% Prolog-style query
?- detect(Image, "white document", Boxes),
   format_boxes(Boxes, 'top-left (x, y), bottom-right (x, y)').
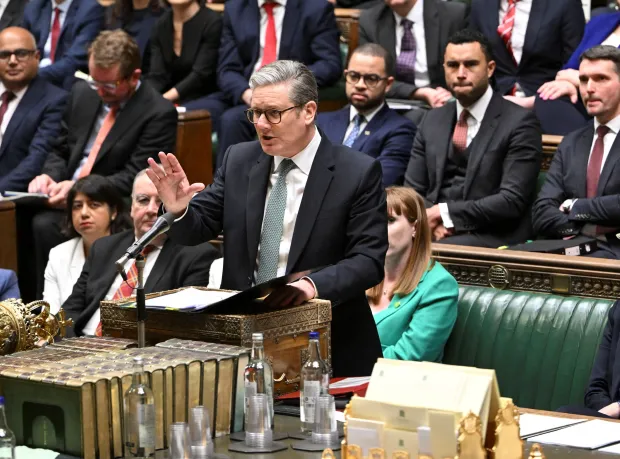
top-left (519, 413), bottom-right (586, 438)
top-left (527, 419), bottom-right (620, 449)
top-left (144, 287), bottom-right (237, 311)
top-left (600, 443), bottom-right (620, 454)
top-left (329, 377), bottom-right (371, 389)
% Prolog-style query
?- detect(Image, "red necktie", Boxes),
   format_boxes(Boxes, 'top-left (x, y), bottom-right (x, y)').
top-left (50, 7), bottom-right (61, 63)
top-left (452, 110), bottom-right (469, 153)
top-left (260, 2), bottom-right (278, 68)
top-left (0, 91), bottom-right (15, 128)
top-left (586, 125), bottom-right (610, 198)
top-left (497, 0), bottom-right (517, 61)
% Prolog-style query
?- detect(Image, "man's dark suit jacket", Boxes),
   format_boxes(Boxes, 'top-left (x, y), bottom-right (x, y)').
top-left (167, 133), bottom-right (388, 377)
top-left (317, 104), bottom-right (417, 187)
top-left (359, 0), bottom-right (468, 100)
top-left (470, 0), bottom-right (584, 96)
top-left (217, 0), bottom-right (342, 105)
top-left (22, 0), bottom-right (105, 90)
top-left (62, 230), bottom-right (220, 337)
top-left (0, 76), bottom-right (67, 193)
top-left (40, 80), bottom-right (177, 196)
top-left (404, 92), bottom-right (542, 247)
top-left (532, 123), bottom-right (620, 258)
top-left (0, 0), bottom-right (26, 30)
top-left (585, 300), bottom-right (620, 410)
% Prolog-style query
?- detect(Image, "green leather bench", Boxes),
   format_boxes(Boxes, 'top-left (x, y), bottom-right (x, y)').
top-left (444, 286), bottom-right (614, 411)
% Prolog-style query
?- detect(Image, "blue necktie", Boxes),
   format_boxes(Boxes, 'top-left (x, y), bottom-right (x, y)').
top-left (343, 114), bottom-right (364, 147)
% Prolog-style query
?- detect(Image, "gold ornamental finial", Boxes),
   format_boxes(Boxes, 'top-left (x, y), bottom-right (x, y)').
top-left (528, 444), bottom-right (546, 459)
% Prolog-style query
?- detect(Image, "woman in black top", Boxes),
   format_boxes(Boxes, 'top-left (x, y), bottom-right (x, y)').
top-left (146, 0), bottom-right (222, 104)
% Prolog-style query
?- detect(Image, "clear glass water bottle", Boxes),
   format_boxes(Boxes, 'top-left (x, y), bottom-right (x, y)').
top-left (124, 356), bottom-right (156, 457)
top-left (300, 331), bottom-right (330, 433)
top-left (243, 333), bottom-right (274, 426)
top-left (0, 397), bottom-right (15, 459)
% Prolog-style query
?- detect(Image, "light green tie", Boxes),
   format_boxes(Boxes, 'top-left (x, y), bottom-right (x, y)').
top-left (255, 159), bottom-right (296, 284)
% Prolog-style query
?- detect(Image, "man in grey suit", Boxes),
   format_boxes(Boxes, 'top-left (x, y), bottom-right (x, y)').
top-left (405, 29), bottom-right (542, 248)
top-left (359, 0), bottom-right (468, 109)
top-left (0, 0), bottom-right (26, 31)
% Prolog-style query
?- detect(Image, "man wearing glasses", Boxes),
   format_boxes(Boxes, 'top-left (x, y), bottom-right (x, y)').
top-left (317, 44), bottom-right (416, 187)
top-left (147, 60), bottom-right (387, 377)
top-left (0, 27), bottom-right (66, 195)
top-left (25, 29), bottom-right (177, 300)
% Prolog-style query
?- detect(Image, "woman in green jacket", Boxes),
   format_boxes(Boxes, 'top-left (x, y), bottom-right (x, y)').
top-left (368, 187), bottom-right (459, 362)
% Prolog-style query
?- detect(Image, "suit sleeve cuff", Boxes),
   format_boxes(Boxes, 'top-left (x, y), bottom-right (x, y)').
top-left (439, 203), bottom-right (454, 229)
top-left (301, 276), bottom-right (318, 299)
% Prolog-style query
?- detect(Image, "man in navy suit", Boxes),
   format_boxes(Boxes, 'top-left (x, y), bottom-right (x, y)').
top-left (190, 0), bottom-right (342, 168)
top-left (22, 0), bottom-right (105, 90)
top-left (0, 27), bottom-right (67, 194)
top-left (317, 44), bottom-right (416, 187)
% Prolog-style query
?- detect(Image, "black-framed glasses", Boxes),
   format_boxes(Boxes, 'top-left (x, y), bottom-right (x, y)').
top-left (245, 105), bottom-right (301, 124)
top-left (345, 71), bottom-right (388, 88)
top-left (0, 49), bottom-right (36, 62)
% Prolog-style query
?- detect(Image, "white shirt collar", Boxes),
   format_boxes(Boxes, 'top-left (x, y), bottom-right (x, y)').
top-left (349, 102), bottom-right (385, 125)
top-left (594, 113), bottom-right (620, 135)
top-left (393, 0), bottom-right (423, 27)
top-left (52, 0), bottom-right (72, 14)
top-left (257, 0), bottom-right (287, 7)
top-left (0, 83), bottom-right (29, 104)
top-left (273, 126), bottom-right (321, 176)
top-left (456, 86), bottom-right (493, 124)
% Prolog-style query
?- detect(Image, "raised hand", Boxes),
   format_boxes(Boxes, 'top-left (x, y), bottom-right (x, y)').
top-left (146, 152), bottom-right (205, 216)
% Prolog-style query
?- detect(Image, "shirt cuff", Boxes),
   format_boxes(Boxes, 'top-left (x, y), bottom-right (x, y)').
top-left (300, 276), bottom-right (318, 299)
top-left (439, 203), bottom-right (454, 229)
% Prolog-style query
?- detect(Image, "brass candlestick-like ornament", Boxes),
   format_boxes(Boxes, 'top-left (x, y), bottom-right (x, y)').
top-left (527, 444), bottom-right (546, 459)
top-left (493, 402), bottom-right (523, 459)
top-left (456, 412), bottom-right (487, 459)
top-left (0, 299), bottom-right (73, 354)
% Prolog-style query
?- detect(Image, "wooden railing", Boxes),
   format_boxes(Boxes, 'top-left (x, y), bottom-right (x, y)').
top-left (176, 110), bottom-right (213, 186)
top-left (0, 202), bottom-right (17, 272)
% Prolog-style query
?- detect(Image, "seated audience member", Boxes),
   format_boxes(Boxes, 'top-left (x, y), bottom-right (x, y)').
top-left (404, 30), bottom-right (542, 248)
top-left (0, 0), bottom-right (26, 30)
top-left (358, 0), bottom-right (467, 110)
top-left (195, 0), bottom-right (342, 167)
top-left (0, 269), bottom-right (19, 300)
top-left (0, 27), bottom-right (67, 194)
top-left (62, 170), bottom-right (219, 337)
top-left (317, 44), bottom-right (417, 187)
top-left (146, 0), bottom-right (221, 104)
top-left (369, 187), bottom-right (458, 362)
top-left (25, 29), bottom-right (177, 299)
top-left (106, 0), bottom-right (166, 74)
top-left (534, 11), bottom-right (620, 135)
top-left (43, 175), bottom-right (131, 314)
top-left (22, 0), bottom-right (105, 90)
top-left (469, 0), bottom-right (584, 102)
top-left (533, 46), bottom-right (620, 259)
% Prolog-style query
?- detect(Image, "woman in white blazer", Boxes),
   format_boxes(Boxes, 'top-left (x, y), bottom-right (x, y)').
top-left (43, 176), bottom-right (131, 313)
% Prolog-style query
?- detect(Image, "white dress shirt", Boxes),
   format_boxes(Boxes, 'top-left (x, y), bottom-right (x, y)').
top-left (342, 102), bottom-right (385, 143)
top-left (601, 33), bottom-right (620, 48)
top-left (498, 0), bottom-right (532, 66)
top-left (252, 0), bottom-right (288, 74)
top-left (393, 0), bottom-right (430, 88)
top-left (43, 237), bottom-right (85, 314)
top-left (0, 83), bottom-right (28, 144)
top-left (440, 86), bottom-right (494, 228)
top-left (254, 127), bottom-right (321, 281)
top-left (81, 240), bottom-right (163, 336)
top-left (41, 0), bottom-right (74, 68)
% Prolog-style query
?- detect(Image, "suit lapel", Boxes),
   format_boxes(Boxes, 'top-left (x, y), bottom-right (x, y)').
top-left (463, 95), bottom-right (502, 197)
top-left (352, 104), bottom-right (389, 151)
top-left (286, 136), bottom-right (334, 272)
top-left (71, 89), bottom-right (102, 168)
top-left (598, 130), bottom-right (620, 195)
top-left (246, 0), bottom-right (261, 66)
top-left (434, 103), bottom-right (456, 201)
top-left (0, 80), bottom-right (41, 159)
top-left (333, 107), bottom-right (351, 144)
top-left (70, 238), bottom-right (85, 284)
top-left (38, 1), bottom-right (52, 52)
top-left (99, 232), bottom-right (134, 296)
top-left (573, 126), bottom-right (593, 197)
top-left (423, 0), bottom-right (440, 82)
top-left (144, 240), bottom-right (174, 291)
top-left (0, 0), bottom-right (20, 30)
top-left (379, 6), bottom-right (397, 59)
top-left (279, 0), bottom-right (299, 60)
top-left (520, 0), bottom-right (544, 69)
top-left (57, 0), bottom-right (78, 47)
top-left (246, 154), bottom-right (272, 272)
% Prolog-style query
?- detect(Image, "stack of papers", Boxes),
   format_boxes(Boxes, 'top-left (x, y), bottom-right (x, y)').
top-left (143, 287), bottom-right (237, 312)
top-left (527, 419), bottom-right (620, 449)
top-left (518, 413), bottom-right (586, 438)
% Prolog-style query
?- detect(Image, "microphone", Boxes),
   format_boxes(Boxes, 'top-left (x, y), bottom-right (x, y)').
top-left (115, 212), bottom-right (177, 278)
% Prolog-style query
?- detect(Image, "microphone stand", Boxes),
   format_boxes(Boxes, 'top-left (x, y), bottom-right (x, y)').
top-left (135, 254), bottom-right (147, 348)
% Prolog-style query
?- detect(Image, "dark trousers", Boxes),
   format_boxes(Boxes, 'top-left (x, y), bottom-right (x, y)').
top-left (534, 96), bottom-right (590, 135)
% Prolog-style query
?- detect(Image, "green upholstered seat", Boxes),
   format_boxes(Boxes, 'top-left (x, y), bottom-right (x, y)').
top-left (443, 286), bottom-right (613, 411)
top-left (537, 171), bottom-right (547, 196)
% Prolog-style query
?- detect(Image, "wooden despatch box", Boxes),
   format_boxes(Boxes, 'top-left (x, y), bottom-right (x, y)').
top-left (100, 287), bottom-right (332, 395)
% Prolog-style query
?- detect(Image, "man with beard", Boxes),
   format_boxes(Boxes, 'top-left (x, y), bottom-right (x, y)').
top-left (317, 44), bottom-right (416, 187)
top-left (404, 29), bottom-right (542, 248)
top-left (533, 46), bottom-right (620, 259)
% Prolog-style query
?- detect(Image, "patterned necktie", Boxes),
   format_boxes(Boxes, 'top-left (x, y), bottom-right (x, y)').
top-left (395, 18), bottom-right (416, 84)
top-left (343, 114), bottom-right (364, 147)
top-left (260, 2), bottom-right (279, 68)
top-left (586, 125), bottom-right (610, 198)
top-left (452, 109), bottom-right (469, 153)
top-left (256, 159), bottom-right (296, 285)
top-left (497, 0), bottom-right (518, 63)
top-left (50, 7), bottom-right (61, 63)
top-left (0, 91), bottom-right (15, 128)
top-left (78, 106), bottom-right (118, 178)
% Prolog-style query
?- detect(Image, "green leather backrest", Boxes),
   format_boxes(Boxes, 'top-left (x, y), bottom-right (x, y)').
top-left (443, 286), bottom-right (614, 411)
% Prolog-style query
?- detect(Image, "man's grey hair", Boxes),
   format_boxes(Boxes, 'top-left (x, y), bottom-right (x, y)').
top-left (131, 169), bottom-right (149, 197)
top-left (249, 60), bottom-right (318, 106)
top-left (580, 45), bottom-right (620, 76)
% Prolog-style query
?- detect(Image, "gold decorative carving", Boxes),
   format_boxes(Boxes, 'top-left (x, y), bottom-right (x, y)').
top-left (445, 265), bottom-right (489, 287)
top-left (527, 444), bottom-right (546, 459)
top-left (346, 445), bottom-right (363, 459)
top-left (369, 448), bottom-right (386, 458)
top-left (456, 412), bottom-right (486, 459)
top-left (322, 448), bottom-right (336, 459)
top-left (493, 402), bottom-right (523, 459)
top-left (391, 452), bottom-right (410, 459)
top-left (488, 265), bottom-right (510, 290)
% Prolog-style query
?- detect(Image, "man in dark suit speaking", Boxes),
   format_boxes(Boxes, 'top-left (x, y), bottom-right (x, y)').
top-left (147, 60), bottom-right (387, 377)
